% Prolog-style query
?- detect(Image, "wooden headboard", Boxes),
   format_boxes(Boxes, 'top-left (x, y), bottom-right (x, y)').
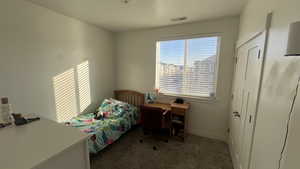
top-left (114, 90), bottom-right (145, 108)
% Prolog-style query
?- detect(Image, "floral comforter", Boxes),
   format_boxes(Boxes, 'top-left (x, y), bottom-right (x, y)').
top-left (68, 99), bottom-right (139, 153)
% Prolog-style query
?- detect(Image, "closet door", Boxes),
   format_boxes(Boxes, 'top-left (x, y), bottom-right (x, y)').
top-left (240, 35), bottom-right (264, 169)
top-left (230, 32), bottom-right (266, 169)
top-left (230, 43), bottom-right (248, 166)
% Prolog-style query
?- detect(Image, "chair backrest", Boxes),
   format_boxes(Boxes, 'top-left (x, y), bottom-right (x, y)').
top-left (140, 105), bottom-right (164, 130)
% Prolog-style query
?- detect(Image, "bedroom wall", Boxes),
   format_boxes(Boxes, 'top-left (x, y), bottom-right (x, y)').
top-left (0, 0), bottom-right (115, 121)
top-left (237, 0), bottom-right (300, 169)
top-left (115, 17), bottom-right (239, 141)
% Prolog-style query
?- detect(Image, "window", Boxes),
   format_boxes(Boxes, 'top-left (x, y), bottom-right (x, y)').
top-left (156, 36), bottom-right (220, 98)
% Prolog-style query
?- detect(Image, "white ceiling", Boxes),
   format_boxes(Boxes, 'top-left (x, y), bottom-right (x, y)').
top-left (27, 0), bottom-right (247, 32)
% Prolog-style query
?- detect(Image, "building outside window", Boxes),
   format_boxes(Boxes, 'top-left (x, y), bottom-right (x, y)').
top-left (155, 36), bottom-right (221, 98)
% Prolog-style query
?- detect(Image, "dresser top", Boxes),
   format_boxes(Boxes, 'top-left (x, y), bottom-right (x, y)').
top-left (0, 118), bottom-right (88, 169)
top-left (143, 102), bottom-right (190, 111)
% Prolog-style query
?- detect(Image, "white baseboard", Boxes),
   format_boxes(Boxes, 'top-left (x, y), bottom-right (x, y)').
top-left (188, 129), bottom-right (228, 142)
top-left (229, 136), bottom-right (239, 169)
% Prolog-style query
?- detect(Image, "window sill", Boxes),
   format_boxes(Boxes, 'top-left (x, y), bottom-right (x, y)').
top-left (158, 93), bottom-right (217, 103)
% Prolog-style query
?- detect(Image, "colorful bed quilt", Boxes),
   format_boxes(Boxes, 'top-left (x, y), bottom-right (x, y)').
top-left (67, 98), bottom-right (139, 153)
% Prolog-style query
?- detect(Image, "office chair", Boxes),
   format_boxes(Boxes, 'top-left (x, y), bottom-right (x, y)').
top-left (139, 105), bottom-right (171, 150)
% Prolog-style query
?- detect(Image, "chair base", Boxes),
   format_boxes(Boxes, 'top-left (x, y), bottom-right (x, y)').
top-left (139, 128), bottom-right (170, 150)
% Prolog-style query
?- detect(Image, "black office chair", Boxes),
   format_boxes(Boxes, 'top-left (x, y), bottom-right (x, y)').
top-left (139, 105), bottom-right (171, 150)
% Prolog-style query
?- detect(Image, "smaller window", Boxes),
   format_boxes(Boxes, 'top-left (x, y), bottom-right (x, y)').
top-left (155, 36), bottom-right (220, 98)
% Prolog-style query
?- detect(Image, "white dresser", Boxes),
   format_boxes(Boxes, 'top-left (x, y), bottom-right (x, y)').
top-left (0, 119), bottom-right (90, 169)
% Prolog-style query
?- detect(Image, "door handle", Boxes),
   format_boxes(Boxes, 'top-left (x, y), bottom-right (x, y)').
top-left (234, 114), bottom-right (241, 118)
top-left (233, 112), bottom-right (241, 118)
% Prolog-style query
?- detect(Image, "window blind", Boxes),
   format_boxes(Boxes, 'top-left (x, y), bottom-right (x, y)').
top-left (156, 36), bottom-right (220, 98)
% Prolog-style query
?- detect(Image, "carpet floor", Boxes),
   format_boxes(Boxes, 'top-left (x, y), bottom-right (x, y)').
top-left (91, 127), bottom-right (233, 169)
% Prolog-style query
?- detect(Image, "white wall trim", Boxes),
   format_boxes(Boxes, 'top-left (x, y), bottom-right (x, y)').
top-left (189, 129), bottom-right (228, 142)
top-left (229, 136), bottom-right (239, 169)
top-left (246, 12), bottom-right (273, 169)
top-left (236, 30), bottom-right (264, 48)
top-left (236, 12), bottom-right (273, 49)
top-left (156, 32), bottom-right (223, 41)
top-left (229, 12), bottom-right (273, 169)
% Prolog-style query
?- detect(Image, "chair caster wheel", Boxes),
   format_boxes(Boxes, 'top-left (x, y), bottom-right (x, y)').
top-left (139, 139), bottom-right (143, 143)
top-left (153, 146), bottom-right (157, 150)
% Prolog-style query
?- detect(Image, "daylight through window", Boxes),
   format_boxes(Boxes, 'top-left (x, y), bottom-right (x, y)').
top-left (156, 36), bottom-right (220, 98)
top-left (53, 61), bottom-right (91, 122)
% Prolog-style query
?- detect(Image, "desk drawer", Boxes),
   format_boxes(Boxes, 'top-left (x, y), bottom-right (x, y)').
top-left (172, 108), bottom-right (185, 116)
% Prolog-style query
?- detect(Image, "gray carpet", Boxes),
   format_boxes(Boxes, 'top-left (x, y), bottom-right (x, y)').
top-left (91, 127), bottom-right (233, 169)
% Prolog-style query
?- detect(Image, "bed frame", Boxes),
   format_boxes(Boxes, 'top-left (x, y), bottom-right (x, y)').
top-left (114, 90), bottom-right (145, 108)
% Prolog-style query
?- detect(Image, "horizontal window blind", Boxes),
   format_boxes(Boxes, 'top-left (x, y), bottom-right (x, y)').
top-left (156, 36), bottom-right (220, 98)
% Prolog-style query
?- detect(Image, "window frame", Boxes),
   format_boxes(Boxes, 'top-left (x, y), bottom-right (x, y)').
top-left (155, 33), bottom-right (222, 100)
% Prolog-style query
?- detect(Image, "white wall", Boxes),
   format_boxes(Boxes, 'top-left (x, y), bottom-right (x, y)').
top-left (238, 0), bottom-right (300, 169)
top-left (115, 17), bottom-right (239, 141)
top-left (0, 0), bottom-right (115, 121)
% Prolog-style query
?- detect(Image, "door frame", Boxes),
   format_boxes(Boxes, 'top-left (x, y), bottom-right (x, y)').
top-left (229, 12), bottom-right (273, 169)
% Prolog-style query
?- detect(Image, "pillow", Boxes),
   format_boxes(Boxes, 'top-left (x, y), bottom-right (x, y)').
top-left (110, 98), bottom-right (132, 117)
top-left (97, 98), bottom-right (131, 118)
top-left (99, 99), bottom-right (114, 112)
top-left (95, 99), bottom-right (112, 118)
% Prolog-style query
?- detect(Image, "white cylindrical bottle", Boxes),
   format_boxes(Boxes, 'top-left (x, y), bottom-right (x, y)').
top-left (1, 97), bottom-right (13, 123)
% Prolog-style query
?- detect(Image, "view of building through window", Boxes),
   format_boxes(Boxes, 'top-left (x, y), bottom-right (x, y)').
top-left (156, 36), bottom-right (220, 97)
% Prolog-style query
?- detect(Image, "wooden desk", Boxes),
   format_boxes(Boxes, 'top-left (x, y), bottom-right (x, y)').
top-left (143, 102), bottom-right (189, 111)
top-left (142, 102), bottom-right (190, 141)
top-left (143, 102), bottom-right (171, 111)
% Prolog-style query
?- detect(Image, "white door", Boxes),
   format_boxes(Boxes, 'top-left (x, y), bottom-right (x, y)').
top-left (230, 33), bottom-right (266, 169)
top-left (230, 43), bottom-right (248, 165)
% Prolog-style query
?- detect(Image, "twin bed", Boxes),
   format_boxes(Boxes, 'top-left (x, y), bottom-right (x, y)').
top-left (67, 90), bottom-right (144, 153)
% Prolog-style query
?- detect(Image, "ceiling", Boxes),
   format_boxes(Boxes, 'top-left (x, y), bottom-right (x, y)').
top-left (27, 0), bottom-right (247, 32)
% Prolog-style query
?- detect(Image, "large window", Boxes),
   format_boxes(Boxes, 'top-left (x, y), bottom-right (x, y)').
top-left (156, 36), bottom-right (220, 98)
